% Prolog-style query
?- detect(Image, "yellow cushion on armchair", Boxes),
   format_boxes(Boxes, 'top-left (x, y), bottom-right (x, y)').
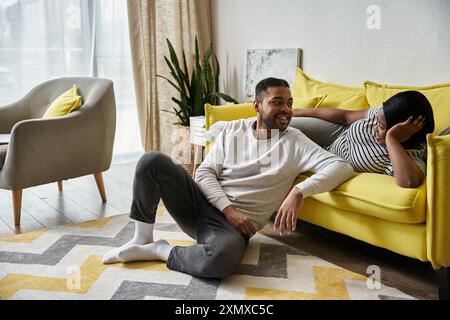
top-left (43, 84), bottom-right (83, 118)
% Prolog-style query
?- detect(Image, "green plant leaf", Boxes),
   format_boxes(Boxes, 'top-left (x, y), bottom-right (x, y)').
top-left (163, 56), bottom-right (181, 85)
top-left (158, 36), bottom-right (238, 125)
top-left (167, 39), bottom-right (183, 78)
top-left (162, 43), bottom-right (193, 120)
top-left (160, 108), bottom-right (176, 115)
top-left (156, 74), bottom-right (182, 93)
top-left (171, 100), bottom-right (189, 126)
top-left (191, 67), bottom-right (204, 116)
top-left (214, 54), bottom-right (220, 97)
top-left (203, 43), bottom-right (213, 97)
top-left (194, 76), bottom-right (204, 116)
top-left (171, 97), bottom-right (189, 118)
top-left (162, 55), bottom-right (189, 108)
top-left (181, 50), bottom-right (190, 88)
top-left (208, 92), bottom-right (239, 104)
top-left (166, 39), bottom-right (189, 98)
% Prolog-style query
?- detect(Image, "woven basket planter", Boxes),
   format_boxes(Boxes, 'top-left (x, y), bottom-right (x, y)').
top-left (171, 124), bottom-right (195, 176)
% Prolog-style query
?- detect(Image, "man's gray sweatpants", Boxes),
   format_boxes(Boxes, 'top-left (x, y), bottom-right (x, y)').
top-left (129, 151), bottom-right (249, 279)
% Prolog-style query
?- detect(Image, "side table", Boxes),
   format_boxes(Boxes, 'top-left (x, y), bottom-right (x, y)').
top-left (189, 116), bottom-right (206, 179)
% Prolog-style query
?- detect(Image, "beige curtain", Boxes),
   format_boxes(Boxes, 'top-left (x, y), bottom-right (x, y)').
top-left (127, 0), bottom-right (212, 154)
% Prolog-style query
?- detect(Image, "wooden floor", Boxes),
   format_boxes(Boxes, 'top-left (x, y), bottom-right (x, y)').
top-left (0, 161), bottom-right (136, 236)
top-left (0, 160), bottom-right (438, 300)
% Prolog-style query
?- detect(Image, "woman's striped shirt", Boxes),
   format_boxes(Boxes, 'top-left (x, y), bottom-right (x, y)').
top-left (327, 107), bottom-right (427, 176)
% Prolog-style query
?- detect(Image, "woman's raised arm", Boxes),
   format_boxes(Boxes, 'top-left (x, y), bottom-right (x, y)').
top-left (292, 108), bottom-right (367, 125)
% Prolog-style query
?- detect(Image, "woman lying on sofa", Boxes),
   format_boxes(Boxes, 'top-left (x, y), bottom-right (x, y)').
top-left (291, 91), bottom-right (435, 188)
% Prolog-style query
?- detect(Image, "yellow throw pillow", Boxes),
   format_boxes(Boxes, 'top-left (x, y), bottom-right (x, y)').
top-left (291, 68), bottom-right (369, 110)
top-left (204, 103), bottom-right (255, 131)
top-left (292, 95), bottom-right (327, 109)
top-left (365, 81), bottom-right (450, 134)
top-left (43, 84), bottom-right (83, 118)
top-left (204, 103), bottom-right (255, 153)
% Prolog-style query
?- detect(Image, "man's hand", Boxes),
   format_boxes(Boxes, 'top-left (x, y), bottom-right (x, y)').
top-left (222, 205), bottom-right (257, 237)
top-left (274, 187), bottom-right (304, 236)
top-left (386, 115), bottom-right (425, 143)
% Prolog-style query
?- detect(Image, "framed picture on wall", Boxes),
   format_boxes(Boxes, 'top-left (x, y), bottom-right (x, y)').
top-left (245, 48), bottom-right (302, 101)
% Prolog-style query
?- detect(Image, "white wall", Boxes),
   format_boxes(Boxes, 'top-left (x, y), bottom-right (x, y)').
top-left (211, 0), bottom-right (450, 102)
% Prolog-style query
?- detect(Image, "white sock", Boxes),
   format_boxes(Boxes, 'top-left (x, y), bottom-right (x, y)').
top-left (117, 240), bottom-right (173, 263)
top-left (130, 221), bottom-right (154, 245)
top-left (102, 221), bottom-right (154, 264)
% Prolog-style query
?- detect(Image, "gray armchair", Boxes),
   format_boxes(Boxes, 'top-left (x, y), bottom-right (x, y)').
top-left (0, 77), bottom-right (116, 225)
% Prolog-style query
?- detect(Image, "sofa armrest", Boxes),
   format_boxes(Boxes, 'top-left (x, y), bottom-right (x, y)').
top-left (0, 108), bottom-right (110, 190)
top-left (426, 133), bottom-right (450, 269)
top-left (0, 98), bottom-right (31, 133)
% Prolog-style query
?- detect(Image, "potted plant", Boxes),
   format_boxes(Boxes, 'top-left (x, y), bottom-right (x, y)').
top-left (158, 37), bottom-right (238, 174)
top-left (158, 37), bottom-right (238, 127)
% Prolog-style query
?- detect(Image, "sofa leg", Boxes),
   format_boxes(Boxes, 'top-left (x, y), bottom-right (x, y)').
top-left (93, 172), bottom-right (107, 202)
top-left (12, 189), bottom-right (22, 226)
top-left (57, 180), bottom-right (63, 191)
top-left (439, 267), bottom-right (450, 300)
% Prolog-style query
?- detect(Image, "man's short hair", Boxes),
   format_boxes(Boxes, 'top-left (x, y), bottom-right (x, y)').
top-left (255, 77), bottom-right (290, 101)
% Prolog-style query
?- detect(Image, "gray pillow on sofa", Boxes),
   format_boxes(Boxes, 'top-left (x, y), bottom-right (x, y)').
top-left (438, 124), bottom-right (450, 136)
top-left (289, 117), bottom-right (346, 148)
top-left (205, 116), bottom-right (347, 149)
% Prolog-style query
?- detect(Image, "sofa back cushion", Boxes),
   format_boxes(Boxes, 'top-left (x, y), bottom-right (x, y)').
top-left (204, 103), bottom-right (255, 131)
top-left (365, 81), bottom-right (450, 134)
top-left (291, 68), bottom-right (370, 111)
top-left (204, 95), bottom-right (326, 130)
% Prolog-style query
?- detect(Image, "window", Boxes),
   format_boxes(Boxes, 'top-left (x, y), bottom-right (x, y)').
top-left (0, 0), bottom-right (142, 162)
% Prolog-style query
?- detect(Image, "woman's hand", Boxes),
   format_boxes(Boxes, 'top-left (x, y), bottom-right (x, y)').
top-left (386, 116), bottom-right (425, 143)
top-left (385, 119), bottom-right (426, 188)
top-left (274, 187), bottom-right (304, 236)
top-left (222, 205), bottom-right (257, 237)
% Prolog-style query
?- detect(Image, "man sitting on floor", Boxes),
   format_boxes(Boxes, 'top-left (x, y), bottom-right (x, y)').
top-left (102, 77), bottom-right (355, 278)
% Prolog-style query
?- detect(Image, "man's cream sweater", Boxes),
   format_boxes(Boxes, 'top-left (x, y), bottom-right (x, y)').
top-left (195, 118), bottom-right (355, 230)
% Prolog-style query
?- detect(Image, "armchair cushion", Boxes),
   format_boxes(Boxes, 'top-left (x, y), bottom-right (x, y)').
top-left (42, 84), bottom-right (83, 118)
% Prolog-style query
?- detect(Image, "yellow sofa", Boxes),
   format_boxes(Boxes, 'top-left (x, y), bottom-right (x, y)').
top-left (204, 68), bottom-right (450, 299)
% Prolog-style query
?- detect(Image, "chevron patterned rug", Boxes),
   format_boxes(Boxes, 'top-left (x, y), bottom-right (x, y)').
top-left (0, 205), bottom-right (415, 300)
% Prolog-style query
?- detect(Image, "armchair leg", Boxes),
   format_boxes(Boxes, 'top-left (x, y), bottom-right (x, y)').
top-left (57, 180), bottom-right (63, 191)
top-left (439, 267), bottom-right (450, 300)
top-left (12, 189), bottom-right (22, 226)
top-left (93, 172), bottom-right (107, 202)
